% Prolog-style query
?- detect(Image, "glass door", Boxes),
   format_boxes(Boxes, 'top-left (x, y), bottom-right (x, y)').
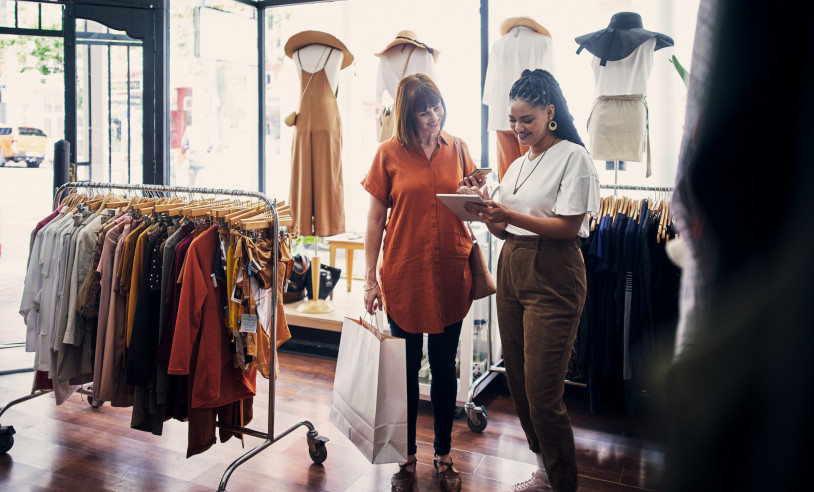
top-left (74, 19), bottom-right (143, 183)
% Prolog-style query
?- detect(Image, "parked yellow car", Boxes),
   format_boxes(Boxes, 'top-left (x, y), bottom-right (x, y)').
top-left (0, 125), bottom-right (48, 168)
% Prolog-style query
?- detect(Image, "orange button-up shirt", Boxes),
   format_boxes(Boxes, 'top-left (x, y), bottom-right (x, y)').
top-left (362, 130), bottom-right (476, 334)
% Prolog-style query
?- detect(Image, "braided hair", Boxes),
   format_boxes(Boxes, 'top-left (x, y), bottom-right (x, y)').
top-left (508, 69), bottom-right (585, 147)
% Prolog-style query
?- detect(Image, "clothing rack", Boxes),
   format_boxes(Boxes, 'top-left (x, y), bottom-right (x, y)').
top-left (0, 181), bottom-right (329, 491)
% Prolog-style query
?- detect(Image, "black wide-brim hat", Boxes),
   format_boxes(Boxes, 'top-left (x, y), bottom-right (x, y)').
top-left (575, 12), bottom-right (674, 66)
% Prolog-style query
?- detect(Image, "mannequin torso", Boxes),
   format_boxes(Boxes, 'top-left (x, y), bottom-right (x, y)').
top-left (376, 45), bottom-right (435, 103)
top-left (294, 43), bottom-right (343, 93)
top-left (482, 26), bottom-right (554, 132)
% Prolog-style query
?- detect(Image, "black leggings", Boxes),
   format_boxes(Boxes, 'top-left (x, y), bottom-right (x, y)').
top-left (387, 315), bottom-right (463, 456)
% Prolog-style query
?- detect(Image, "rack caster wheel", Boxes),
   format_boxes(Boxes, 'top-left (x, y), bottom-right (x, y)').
top-left (87, 396), bottom-right (103, 409)
top-left (0, 425), bottom-right (15, 454)
top-left (306, 430), bottom-right (329, 465)
top-left (309, 441), bottom-right (328, 464)
top-left (467, 409), bottom-right (488, 433)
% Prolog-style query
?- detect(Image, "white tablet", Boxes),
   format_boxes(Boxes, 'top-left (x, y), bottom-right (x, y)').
top-left (436, 194), bottom-right (487, 222)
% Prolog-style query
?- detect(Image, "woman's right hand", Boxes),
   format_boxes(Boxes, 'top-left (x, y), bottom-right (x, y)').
top-left (364, 283), bottom-right (382, 314)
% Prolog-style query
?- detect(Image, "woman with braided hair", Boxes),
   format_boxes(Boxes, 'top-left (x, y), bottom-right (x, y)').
top-left (463, 69), bottom-right (599, 492)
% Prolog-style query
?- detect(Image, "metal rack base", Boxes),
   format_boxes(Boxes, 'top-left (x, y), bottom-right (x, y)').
top-left (0, 182), bottom-right (329, 491)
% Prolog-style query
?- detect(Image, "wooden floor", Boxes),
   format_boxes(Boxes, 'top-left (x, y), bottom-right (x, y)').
top-left (0, 351), bottom-right (665, 491)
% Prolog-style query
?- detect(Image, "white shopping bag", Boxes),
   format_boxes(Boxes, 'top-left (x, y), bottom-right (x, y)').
top-left (330, 314), bottom-right (408, 464)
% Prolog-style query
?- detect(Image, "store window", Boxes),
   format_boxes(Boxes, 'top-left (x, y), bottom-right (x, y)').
top-left (169, 0), bottom-right (259, 191)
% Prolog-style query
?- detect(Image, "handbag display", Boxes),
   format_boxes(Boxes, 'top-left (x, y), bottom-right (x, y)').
top-left (330, 315), bottom-right (408, 464)
top-left (455, 137), bottom-right (497, 299)
top-left (375, 46), bottom-right (416, 143)
top-left (283, 254), bottom-right (310, 303)
top-left (304, 263), bottom-right (341, 300)
top-left (375, 105), bottom-right (395, 143)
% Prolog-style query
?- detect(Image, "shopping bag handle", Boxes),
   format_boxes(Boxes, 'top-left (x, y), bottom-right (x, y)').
top-left (361, 310), bottom-right (384, 333)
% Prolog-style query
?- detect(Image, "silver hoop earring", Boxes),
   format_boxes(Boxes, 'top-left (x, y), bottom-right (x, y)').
top-left (548, 120), bottom-right (557, 131)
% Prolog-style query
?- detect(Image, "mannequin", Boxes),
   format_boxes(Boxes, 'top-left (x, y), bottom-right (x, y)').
top-left (374, 30), bottom-right (437, 104)
top-left (482, 17), bottom-right (554, 181)
top-left (373, 30), bottom-right (437, 142)
top-left (284, 30), bottom-right (354, 313)
top-left (576, 12), bottom-right (673, 178)
top-left (293, 43), bottom-right (343, 95)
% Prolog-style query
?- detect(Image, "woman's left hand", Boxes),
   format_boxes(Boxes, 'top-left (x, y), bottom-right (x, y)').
top-left (459, 174), bottom-right (486, 190)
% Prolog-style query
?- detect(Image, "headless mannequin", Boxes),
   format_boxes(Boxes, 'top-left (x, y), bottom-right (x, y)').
top-left (293, 43), bottom-right (343, 94)
top-left (586, 38), bottom-right (656, 176)
top-left (291, 43), bottom-right (346, 312)
top-left (376, 45), bottom-right (434, 104)
top-left (484, 24), bottom-right (553, 181)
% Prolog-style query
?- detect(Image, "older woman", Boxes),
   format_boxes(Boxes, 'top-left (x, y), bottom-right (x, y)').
top-left (362, 73), bottom-right (483, 492)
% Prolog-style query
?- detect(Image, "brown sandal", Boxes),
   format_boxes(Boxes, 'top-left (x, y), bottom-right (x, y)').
top-left (391, 457), bottom-right (417, 492)
top-left (434, 455), bottom-right (462, 492)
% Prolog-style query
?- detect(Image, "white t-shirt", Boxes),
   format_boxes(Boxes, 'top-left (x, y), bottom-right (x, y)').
top-left (483, 26), bottom-right (554, 132)
top-left (499, 139), bottom-right (600, 238)
top-left (592, 37), bottom-right (656, 97)
top-left (375, 46), bottom-right (435, 104)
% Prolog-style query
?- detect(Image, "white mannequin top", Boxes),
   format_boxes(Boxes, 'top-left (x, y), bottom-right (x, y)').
top-left (293, 43), bottom-right (343, 94)
top-left (375, 45), bottom-right (435, 104)
top-left (591, 37), bottom-right (656, 97)
top-left (483, 26), bottom-right (555, 132)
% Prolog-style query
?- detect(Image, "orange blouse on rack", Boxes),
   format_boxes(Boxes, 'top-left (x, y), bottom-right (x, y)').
top-left (362, 130), bottom-right (475, 334)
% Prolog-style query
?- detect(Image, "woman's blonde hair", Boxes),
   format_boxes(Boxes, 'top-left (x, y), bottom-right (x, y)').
top-left (394, 73), bottom-right (447, 150)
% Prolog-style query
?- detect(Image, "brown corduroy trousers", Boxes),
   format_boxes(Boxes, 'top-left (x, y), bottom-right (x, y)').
top-left (496, 234), bottom-right (587, 492)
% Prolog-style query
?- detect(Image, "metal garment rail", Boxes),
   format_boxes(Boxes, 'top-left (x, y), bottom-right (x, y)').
top-left (600, 184), bottom-right (675, 196)
top-left (0, 182), bottom-right (328, 491)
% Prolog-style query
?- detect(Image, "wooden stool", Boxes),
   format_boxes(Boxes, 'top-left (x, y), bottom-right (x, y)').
top-left (327, 233), bottom-right (365, 298)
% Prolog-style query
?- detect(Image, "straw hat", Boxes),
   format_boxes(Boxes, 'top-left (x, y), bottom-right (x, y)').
top-left (284, 30), bottom-right (354, 69)
top-left (499, 17), bottom-right (551, 37)
top-left (374, 30), bottom-right (440, 62)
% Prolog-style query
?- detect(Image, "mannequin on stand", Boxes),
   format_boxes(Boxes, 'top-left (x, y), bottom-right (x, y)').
top-left (284, 31), bottom-right (354, 313)
top-left (576, 12), bottom-right (673, 182)
top-left (483, 17), bottom-right (554, 181)
top-left (373, 30), bottom-right (438, 142)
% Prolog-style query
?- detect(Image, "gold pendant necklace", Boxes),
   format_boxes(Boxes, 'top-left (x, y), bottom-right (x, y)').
top-left (513, 149), bottom-right (548, 195)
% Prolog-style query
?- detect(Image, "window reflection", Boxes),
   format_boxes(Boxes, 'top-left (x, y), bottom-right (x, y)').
top-left (169, 1), bottom-right (258, 191)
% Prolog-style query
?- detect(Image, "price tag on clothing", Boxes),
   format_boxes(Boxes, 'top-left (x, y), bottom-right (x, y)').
top-left (240, 314), bottom-right (258, 333)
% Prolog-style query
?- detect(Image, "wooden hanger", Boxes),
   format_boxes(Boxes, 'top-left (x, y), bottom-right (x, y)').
top-left (227, 208), bottom-right (265, 225)
top-left (154, 199), bottom-right (187, 213)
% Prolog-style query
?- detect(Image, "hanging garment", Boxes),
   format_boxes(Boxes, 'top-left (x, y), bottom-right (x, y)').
top-left (289, 49), bottom-right (346, 237)
top-left (98, 216), bottom-right (137, 406)
top-left (92, 223), bottom-right (123, 403)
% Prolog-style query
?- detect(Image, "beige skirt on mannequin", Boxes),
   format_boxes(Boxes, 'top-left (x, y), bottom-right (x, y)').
top-left (587, 95), bottom-right (650, 176)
